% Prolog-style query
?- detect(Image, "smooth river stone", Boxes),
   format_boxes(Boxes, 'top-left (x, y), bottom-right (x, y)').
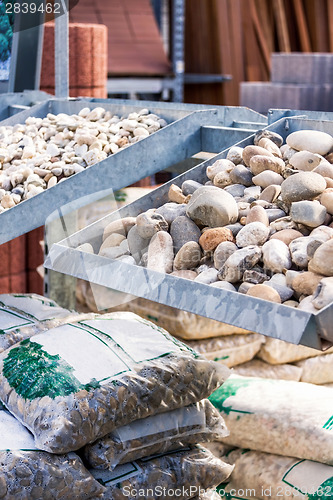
top-left (252, 171), bottom-right (284, 188)
top-left (147, 231), bottom-right (174, 274)
top-left (258, 137), bottom-right (282, 157)
top-left (292, 271), bottom-right (324, 296)
top-left (199, 227), bottom-right (234, 252)
top-left (262, 239), bottom-right (292, 273)
top-left (286, 130), bottom-right (333, 156)
top-left (270, 228), bottom-right (303, 246)
top-left (265, 281), bottom-right (294, 302)
top-left (155, 202), bottom-right (187, 224)
top-left (127, 225), bottom-right (149, 263)
top-left (186, 186), bottom-right (238, 228)
top-left (173, 241), bottom-right (201, 270)
top-left (224, 183), bottom-right (245, 198)
top-left (218, 245), bottom-right (262, 283)
top-left (236, 222), bottom-right (270, 247)
top-left (290, 200), bottom-right (327, 228)
top-left (242, 145), bottom-right (274, 167)
top-left (320, 188), bottom-right (333, 215)
top-left (309, 239), bottom-right (333, 276)
top-left (247, 284), bottom-right (281, 303)
top-left (310, 225), bottom-right (333, 241)
top-left (194, 268), bottom-right (219, 284)
top-left (181, 180), bottom-right (203, 195)
top-left (170, 215), bottom-right (201, 253)
top-left (289, 150), bottom-right (322, 171)
top-left (280, 171), bottom-right (327, 203)
top-left (259, 185), bottom-right (281, 203)
top-left (249, 155), bottom-right (285, 176)
top-left (103, 217), bottom-right (136, 240)
top-left (243, 185), bottom-right (261, 200)
top-left (213, 241), bottom-right (238, 269)
top-left (99, 233), bottom-right (125, 252)
top-left (254, 129), bottom-right (283, 148)
top-left (230, 164), bottom-right (253, 186)
top-left (246, 205), bottom-right (269, 226)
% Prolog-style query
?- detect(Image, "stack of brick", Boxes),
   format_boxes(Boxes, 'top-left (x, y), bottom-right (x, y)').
top-left (240, 53), bottom-right (333, 114)
top-left (40, 22), bottom-right (108, 98)
top-left (0, 236), bottom-right (27, 293)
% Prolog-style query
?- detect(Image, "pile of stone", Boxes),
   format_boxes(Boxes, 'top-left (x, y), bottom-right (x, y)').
top-left (0, 107), bottom-right (166, 211)
top-left (0, 293), bottom-right (233, 499)
top-left (94, 127), bottom-right (333, 314)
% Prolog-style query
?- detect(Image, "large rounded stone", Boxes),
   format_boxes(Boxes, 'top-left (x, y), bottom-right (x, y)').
top-left (286, 130), bottom-right (333, 155)
top-left (136, 209), bottom-right (168, 239)
top-left (289, 236), bottom-right (313, 269)
top-left (206, 159), bottom-right (234, 181)
top-left (170, 215), bottom-right (201, 253)
top-left (290, 200), bottom-right (327, 228)
top-left (249, 155), bottom-right (285, 175)
top-left (280, 171), bottom-right (327, 203)
top-left (127, 225), bottom-right (149, 263)
top-left (181, 180), bottom-right (203, 195)
top-left (186, 186), bottom-right (238, 228)
top-left (147, 231), bottom-right (174, 274)
top-left (103, 216), bottom-right (136, 240)
top-left (173, 241), bottom-right (201, 270)
top-left (309, 239), bottom-right (333, 276)
top-left (313, 162), bottom-right (333, 179)
top-left (236, 222), bottom-right (270, 247)
top-left (262, 239), bottom-right (292, 273)
top-left (199, 227), bottom-right (235, 251)
top-left (219, 245), bottom-right (262, 283)
top-left (292, 271), bottom-right (324, 296)
top-left (194, 268), bottom-right (219, 284)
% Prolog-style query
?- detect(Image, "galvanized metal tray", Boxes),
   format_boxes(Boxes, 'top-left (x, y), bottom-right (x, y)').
top-left (45, 116), bottom-right (333, 349)
top-left (0, 98), bottom-right (266, 244)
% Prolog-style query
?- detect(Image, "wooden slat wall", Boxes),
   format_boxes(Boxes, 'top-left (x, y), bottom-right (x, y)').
top-left (184, 0), bottom-right (333, 105)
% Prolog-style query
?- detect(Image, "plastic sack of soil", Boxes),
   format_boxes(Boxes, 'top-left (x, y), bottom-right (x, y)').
top-left (209, 375), bottom-right (333, 465)
top-left (84, 399), bottom-right (228, 469)
top-left (184, 334), bottom-right (265, 368)
top-left (90, 446), bottom-right (234, 500)
top-left (234, 359), bottom-right (302, 381)
top-left (221, 449), bottom-right (333, 500)
top-left (0, 293), bottom-right (84, 353)
top-left (117, 297), bottom-right (251, 340)
top-left (0, 406), bottom-right (104, 500)
top-left (0, 311), bottom-right (229, 454)
top-left (257, 337), bottom-right (333, 364)
top-left (296, 353), bottom-right (333, 385)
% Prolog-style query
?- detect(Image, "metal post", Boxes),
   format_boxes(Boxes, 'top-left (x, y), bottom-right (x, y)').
top-left (171, 0), bottom-right (185, 102)
top-left (55, 0), bottom-right (69, 98)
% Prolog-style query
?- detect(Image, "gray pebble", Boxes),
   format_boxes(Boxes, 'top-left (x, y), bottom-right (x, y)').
top-left (266, 209), bottom-right (287, 222)
top-left (155, 202), bottom-right (187, 224)
top-left (170, 215), bottom-right (201, 253)
top-left (186, 186), bottom-right (238, 227)
top-left (265, 281), bottom-right (294, 302)
top-left (280, 171), bottom-right (327, 203)
top-left (214, 241), bottom-right (238, 270)
top-left (194, 268), bottom-right (219, 284)
top-left (127, 225), bottom-right (149, 263)
top-left (224, 183), bottom-right (246, 198)
top-left (181, 180), bottom-right (203, 196)
top-left (230, 164), bottom-right (253, 187)
top-left (290, 200), bottom-right (327, 228)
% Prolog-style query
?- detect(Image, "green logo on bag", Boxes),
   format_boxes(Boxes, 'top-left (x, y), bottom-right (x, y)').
top-left (209, 378), bottom-right (252, 414)
top-left (3, 339), bottom-right (100, 399)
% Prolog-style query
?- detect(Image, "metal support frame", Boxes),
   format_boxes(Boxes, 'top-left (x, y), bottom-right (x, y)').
top-left (170, 0), bottom-right (185, 102)
top-left (8, 9), bottom-right (45, 93)
top-left (55, 0), bottom-right (69, 98)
